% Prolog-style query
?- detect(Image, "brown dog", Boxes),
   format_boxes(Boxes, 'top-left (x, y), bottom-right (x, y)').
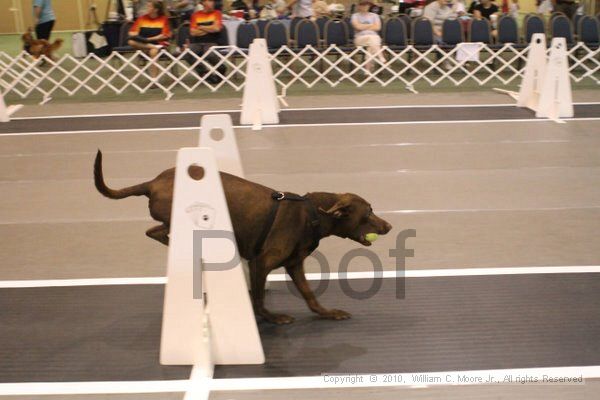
top-left (21, 28), bottom-right (63, 60)
top-left (94, 150), bottom-right (392, 324)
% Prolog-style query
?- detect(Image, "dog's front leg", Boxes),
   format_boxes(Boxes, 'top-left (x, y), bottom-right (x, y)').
top-left (285, 261), bottom-right (351, 321)
top-left (249, 254), bottom-right (295, 325)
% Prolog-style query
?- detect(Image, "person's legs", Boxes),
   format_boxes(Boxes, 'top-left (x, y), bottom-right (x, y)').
top-left (128, 40), bottom-right (161, 79)
top-left (354, 35), bottom-right (373, 72)
top-left (148, 46), bottom-right (160, 78)
top-left (204, 46), bottom-right (226, 83)
top-left (368, 35), bottom-right (385, 63)
top-left (359, 35), bottom-right (384, 73)
top-left (185, 42), bottom-right (225, 83)
top-left (35, 20), bottom-right (55, 41)
top-left (185, 42), bottom-right (209, 77)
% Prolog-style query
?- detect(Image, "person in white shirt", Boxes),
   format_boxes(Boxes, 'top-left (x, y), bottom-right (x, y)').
top-left (287, 0), bottom-right (313, 18)
top-left (423, 0), bottom-right (456, 41)
top-left (453, 0), bottom-right (467, 16)
top-left (351, 0), bottom-right (384, 74)
top-left (509, 0), bottom-right (520, 19)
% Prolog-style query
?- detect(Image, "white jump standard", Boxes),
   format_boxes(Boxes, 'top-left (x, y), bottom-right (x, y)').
top-left (240, 39), bottom-right (281, 130)
top-left (495, 34), bottom-right (573, 123)
top-left (0, 90), bottom-right (22, 123)
top-left (160, 147), bottom-right (264, 369)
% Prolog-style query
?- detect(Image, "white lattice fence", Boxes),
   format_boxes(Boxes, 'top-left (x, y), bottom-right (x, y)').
top-left (0, 43), bottom-right (598, 102)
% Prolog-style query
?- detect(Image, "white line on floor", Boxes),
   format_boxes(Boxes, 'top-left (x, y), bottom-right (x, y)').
top-left (245, 118), bottom-right (600, 130)
top-left (10, 109), bottom-right (236, 120)
top-left (379, 205), bottom-right (600, 214)
top-left (0, 216), bottom-right (153, 225)
top-left (10, 102), bottom-right (600, 120)
top-left (209, 365), bottom-right (600, 391)
top-left (0, 139), bottom-right (577, 158)
top-left (3, 205), bottom-right (599, 226)
top-left (248, 165), bottom-right (600, 178)
top-left (4, 164), bottom-right (600, 186)
top-left (2, 117), bottom-right (600, 137)
top-left (0, 277), bottom-right (168, 288)
top-left (0, 126), bottom-right (198, 137)
top-left (1, 365), bottom-right (599, 395)
top-left (0, 380), bottom-right (190, 395)
top-left (269, 266), bottom-right (600, 281)
top-left (2, 266), bottom-right (599, 288)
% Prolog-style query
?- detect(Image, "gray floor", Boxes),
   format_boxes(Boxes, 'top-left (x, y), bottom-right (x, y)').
top-left (1, 119), bottom-right (599, 279)
top-left (1, 92), bottom-right (600, 399)
top-left (2, 104), bottom-right (600, 134)
top-left (4, 275), bottom-right (599, 382)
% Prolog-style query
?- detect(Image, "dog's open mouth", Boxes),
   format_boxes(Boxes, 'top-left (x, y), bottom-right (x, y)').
top-left (356, 235), bottom-right (372, 246)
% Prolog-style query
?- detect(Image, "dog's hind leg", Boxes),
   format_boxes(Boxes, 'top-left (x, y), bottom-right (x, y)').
top-left (146, 224), bottom-right (169, 246)
top-left (249, 255), bottom-right (294, 325)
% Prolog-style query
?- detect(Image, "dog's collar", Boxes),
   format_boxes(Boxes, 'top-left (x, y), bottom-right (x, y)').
top-left (253, 191), bottom-right (322, 257)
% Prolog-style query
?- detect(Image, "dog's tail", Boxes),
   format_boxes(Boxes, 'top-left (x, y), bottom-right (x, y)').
top-left (94, 150), bottom-right (149, 199)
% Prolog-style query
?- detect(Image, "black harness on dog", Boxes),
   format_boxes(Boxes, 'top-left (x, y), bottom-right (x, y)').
top-left (254, 191), bottom-right (322, 257)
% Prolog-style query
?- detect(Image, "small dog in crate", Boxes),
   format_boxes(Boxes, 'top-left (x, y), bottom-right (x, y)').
top-left (21, 28), bottom-right (63, 60)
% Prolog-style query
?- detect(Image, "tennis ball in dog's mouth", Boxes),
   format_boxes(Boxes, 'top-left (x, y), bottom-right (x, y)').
top-left (365, 233), bottom-right (379, 242)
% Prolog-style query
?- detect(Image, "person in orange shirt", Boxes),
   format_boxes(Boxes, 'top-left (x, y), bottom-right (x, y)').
top-left (128, 1), bottom-right (171, 79)
top-left (190, 0), bottom-right (222, 43)
top-left (184, 0), bottom-right (226, 84)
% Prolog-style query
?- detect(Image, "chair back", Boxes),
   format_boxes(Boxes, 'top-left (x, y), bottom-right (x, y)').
top-left (384, 17), bottom-right (407, 47)
top-left (469, 18), bottom-right (492, 44)
top-left (236, 22), bottom-right (259, 49)
top-left (265, 20), bottom-right (289, 49)
top-left (497, 15), bottom-right (518, 44)
top-left (442, 18), bottom-right (463, 45)
top-left (551, 14), bottom-right (574, 44)
top-left (524, 13), bottom-right (545, 44)
top-left (296, 19), bottom-right (319, 48)
top-left (324, 19), bottom-right (348, 46)
top-left (412, 17), bottom-right (434, 47)
top-left (579, 15), bottom-right (600, 46)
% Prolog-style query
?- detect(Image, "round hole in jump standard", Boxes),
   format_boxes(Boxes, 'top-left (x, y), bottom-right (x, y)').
top-left (188, 164), bottom-right (205, 181)
top-left (210, 128), bottom-right (225, 141)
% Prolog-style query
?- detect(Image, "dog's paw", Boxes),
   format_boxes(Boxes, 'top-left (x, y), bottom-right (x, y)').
top-left (266, 313), bottom-right (295, 325)
top-left (320, 309), bottom-right (352, 320)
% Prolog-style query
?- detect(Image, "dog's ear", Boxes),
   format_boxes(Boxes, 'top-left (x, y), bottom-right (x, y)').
top-left (319, 196), bottom-right (353, 219)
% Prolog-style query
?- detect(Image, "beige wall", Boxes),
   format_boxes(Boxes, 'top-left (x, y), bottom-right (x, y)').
top-left (0, 0), bottom-right (112, 34)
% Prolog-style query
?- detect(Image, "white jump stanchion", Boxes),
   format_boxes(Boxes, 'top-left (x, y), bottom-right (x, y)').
top-left (240, 38), bottom-right (280, 131)
top-left (199, 114), bottom-right (262, 289)
top-left (495, 34), bottom-right (573, 123)
top-left (0, 91), bottom-right (23, 123)
top-left (517, 33), bottom-right (548, 111)
top-left (160, 147), bottom-right (264, 369)
top-left (535, 37), bottom-right (573, 120)
top-left (199, 114), bottom-right (244, 177)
